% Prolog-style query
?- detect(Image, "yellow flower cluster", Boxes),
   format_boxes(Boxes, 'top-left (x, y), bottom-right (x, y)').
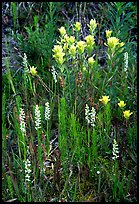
top-left (105, 36), bottom-right (124, 53)
top-left (106, 30), bottom-right (112, 38)
top-left (118, 100), bottom-right (133, 119)
top-left (118, 101), bottom-right (126, 108)
top-left (59, 26), bottom-right (66, 36)
top-left (87, 19), bottom-right (97, 33)
top-left (123, 110), bottom-right (133, 119)
top-left (52, 45), bottom-right (65, 65)
top-left (30, 66), bottom-right (37, 76)
top-left (68, 44), bottom-right (76, 57)
top-left (76, 41), bottom-right (86, 55)
top-left (85, 35), bottom-right (95, 52)
top-left (74, 22), bottom-right (81, 32)
top-left (88, 57), bottom-right (95, 67)
top-left (99, 96), bottom-right (110, 105)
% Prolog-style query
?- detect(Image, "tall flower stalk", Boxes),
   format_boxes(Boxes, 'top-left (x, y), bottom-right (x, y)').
top-left (34, 104), bottom-right (43, 171)
top-left (45, 102), bottom-right (51, 155)
top-left (19, 107), bottom-right (27, 160)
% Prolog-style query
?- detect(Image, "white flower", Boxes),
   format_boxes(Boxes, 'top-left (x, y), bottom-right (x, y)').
top-left (85, 104), bottom-right (96, 127)
top-left (34, 105), bottom-right (41, 130)
top-left (97, 171), bottom-right (100, 174)
top-left (45, 102), bottom-right (50, 120)
top-left (112, 139), bottom-right (119, 160)
top-left (24, 158), bottom-right (32, 183)
top-left (51, 66), bottom-right (57, 83)
top-left (89, 107), bottom-right (96, 127)
top-left (23, 53), bottom-right (29, 73)
top-left (19, 108), bottom-right (26, 134)
top-left (85, 104), bottom-right (90, 124)
top-left (124, 52), bottom-right (128, 78)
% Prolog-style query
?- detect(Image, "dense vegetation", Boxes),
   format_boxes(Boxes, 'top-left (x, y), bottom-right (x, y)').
top-left (2, 2), bottom-right (137, 202)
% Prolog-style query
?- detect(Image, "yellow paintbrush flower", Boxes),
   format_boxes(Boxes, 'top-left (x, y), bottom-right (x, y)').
top-left (88, 19), bottom-right (97, 33)
top-left (118, 101), bottom-right (126, 108)
top-left (99, 95), bottom-right (110, 105)
top-left (76, 41), bottom-right (86, 54)
top-left (123, 110), bottom-right (133, 119)
top-left (74, 22), bottom-right (81, 32)
top-left (88, 57), bottom-right (95, 67)
top-left (59, 26), bottom-right (66, 36)
top-left (106, 30), bottom-right (112, 38)
top-left (30, 66), bottom-right (37, 76)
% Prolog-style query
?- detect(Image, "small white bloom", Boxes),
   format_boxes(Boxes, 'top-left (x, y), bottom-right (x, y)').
top-left (90, 106), bottom-right (96, 127)
top-left (85, 104), bottom-right (96, 127)
top-left (112, 139), bottom-right (119, 160)
top-left (24, 158), bottom-right (32, 183)
top-left (23, 53), bottom-right (29, 73)
top-left (85, 104), bottom-right (90, 124)
top-left (19, 108), bottom-right (26, 134)
top-left (124, 52), bottom-right (128, 78)
top-left (97, 171), bottom-right (100, 174)
top-left (51, 66), bottom-right (57, 83)
top-left (45, 102), bottom-right (50, 120)
top-left (34, 105), bottom-right (41, 130)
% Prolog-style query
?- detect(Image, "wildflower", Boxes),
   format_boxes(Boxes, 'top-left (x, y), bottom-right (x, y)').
top-left (85, 35), bottom-right (95, 46)
top-left (105, 37), bottom-right (119, 49)
top-left (74, 22), bottom-right (81, 32)
top-left (19, 108), bottom-right (26, 134)
top-left (105, 37), bottom-right (124, 53)
top-left (124, 52), bottom-right (128, 77)
top-left (85, 104), bottom-right (90, 124)
top-left (52, 45), bottom-right (65, 65)
top-left (83, 66), bottom-right (87, 72)
top-left (97, 171), bottom-right (100, 175)
top-left (117, 42), bottom-right (125, 53)
top-left (59, 26), bottom-right (66, 36)
top-left (52, 45), bottom-right (63, 53)
top-left (67, 36), bottom-right (75, 45)
top-left (123, 110), bottom-right (133, 119)
top-left (68, 44), bottom-right (76, 57)
top-left (88, 57), bottom-right (95, 67)
top-left (76, 41), bottom-right (86, 55)
top-left (99, 95), bottom-right (110, 105)
top-left (85, 35), bottom-right (95, 52)
top-left (85, 104), bottom-right (96, 127)
top-left (112, 139), bottom-right (119, 160)
top-left (23, 53), bottom-right (29, 73)
top-left (118, 101), bottom-right (126, 108)
top-left (63, 34), bottom-right (69, 43)
top-left (90, 106), bottom-right (96, 127)
top-left (34, 105), bottom-right (41, 130)
top-left (30, 66), bottom-right (37, 76)
top-left (45, 102), bottom-right (50, 120)
top-left (88, 19), bottom-right (97, 33)
top-left (106, 30), bottom-right (112, 38)
top-left (24, 158), bottom-right (32, 183)
top-left (51, 66), bottom-right (57, 83)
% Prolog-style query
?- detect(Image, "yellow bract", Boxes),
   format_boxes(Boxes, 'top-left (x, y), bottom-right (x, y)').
top-left (59, 26), bottom-right (66, 36)
top-left (106, 30), bottom-right (112, 38)
top-left (99, 96), bottom-right (110, 105)
top-left (88, 19), bottom-right (97, 33)
top-left (52, 45), bottom-right (65, 65)
top-left (88, 57), bottom-right (95, 67)
top-left (68, 44), bottom-right (76, 57)
top-left (30, 66), bottom-right (37, 76)
top-left (76, 41), bottom-right (86, 54)
top-left (123, 110), bottom-right (133, 119)
top-left (118, 101), bottom-right (126, 108)
top-left (85, 35), bottom-right (95, 49)
top-left (107, 37), bottom-right (119, 48)
top-left (74, 22), bottom-right (81, 32)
